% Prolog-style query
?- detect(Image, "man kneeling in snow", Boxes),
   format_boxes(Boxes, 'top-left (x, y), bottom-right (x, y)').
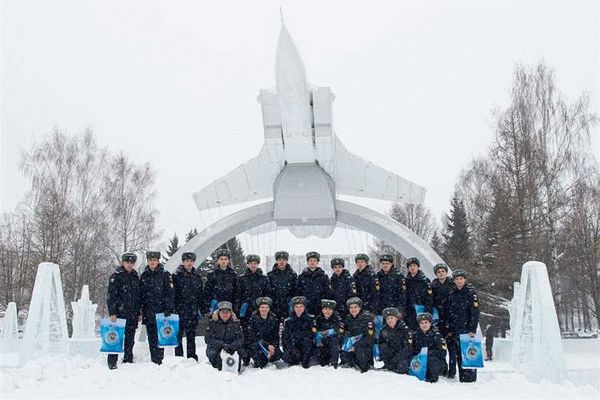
top-left (412, 312), bottom-right (448, 382)
top-left (205, 301), bottom-right (244, 370)
top-left (379, 307), bottom-right (412, 374)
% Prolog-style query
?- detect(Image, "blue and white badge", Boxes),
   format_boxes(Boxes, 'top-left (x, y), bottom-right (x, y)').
top-left (409, 347), bottom-right (428, 381)
top-left (460, 334), bottom-right (484, 368)
top-left (155, 313), bottom-right (180, 348)
top-left (100, 318), bottom-right (126, 354)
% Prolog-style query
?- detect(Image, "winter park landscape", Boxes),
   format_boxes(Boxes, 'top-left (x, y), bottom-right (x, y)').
top-left (1, 2), bottom-right (599, 400)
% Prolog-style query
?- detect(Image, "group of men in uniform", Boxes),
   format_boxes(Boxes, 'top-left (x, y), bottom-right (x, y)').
top-left (106, 249), bottom-right (480, 383)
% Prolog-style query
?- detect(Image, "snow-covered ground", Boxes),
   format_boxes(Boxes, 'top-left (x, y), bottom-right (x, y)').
top-left (1, 338), bottom-right (599, 400)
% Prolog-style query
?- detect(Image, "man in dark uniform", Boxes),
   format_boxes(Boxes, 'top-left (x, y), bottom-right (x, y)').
top-left (267, 251), bottom-right (297, 321)
top-left (238, 254), bottom-right (270, 365)
top-left (329, 258), bottom-right (356, 319)
top-left (412, 312), bottom-right (448, 383)
top-left (282, 296), bottom-right (314, 368)
top-left (376, 254), bottom-right (406, 316)
top-left (430, 262), bottom-right (455, 375)
top-left (404, 257), bottom-right (433, 330)
top-left (352, 254), bottom-right (379, 314)
top-left (311, 299), bottom-right (344, 368)
top-left (445, 269), bottom-right (480, 382)
top-left (296, 252), bottom-right (331, 316)
top-left (340, 297), bottom-right (375, 373)
top-left (139, 251), bottom-right (175, 365)
top-left (379, 307), bottom-right (412, 374)
top-left (106, 252), bottom-right (141, 369)
top-left (203, 248), bottom-right (239, 315)
top-left (205, 301), bottom-right (244, 371)
top-left (247, 297), bottom-right (282, 368)
top-left (172, 251), bottom-right (204, 361)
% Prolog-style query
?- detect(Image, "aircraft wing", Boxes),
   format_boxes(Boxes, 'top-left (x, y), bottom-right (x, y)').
top-left (332, 136), bottom-right (426, 204)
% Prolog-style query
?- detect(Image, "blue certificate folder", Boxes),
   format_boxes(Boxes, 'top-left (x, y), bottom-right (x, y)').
top-left (409, 347), bottom-right (428, 381)
top-left (100, 318), bottom-right (126, 353)
top-left (460, 334), bottom-right (484, 368)
top-left (156, 313), bottom-right (180, 348)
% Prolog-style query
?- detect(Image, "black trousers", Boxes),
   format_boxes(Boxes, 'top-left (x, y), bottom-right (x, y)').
top-left (449, 335), bottom-right (477, 382)
top-left (107, 321), bottom-right (137, 366)
top-left (282, 337), bottom-right (313, 368)
top-left (381, 347), bottom-right (410, 374)
top-left (316, 337), bottom-right (340, 366)
top-left (175, 319), bottom-right (198, 359)
top-left (145, 322), bottom-right (164, 364)
top-left (250, 341), bottom-right (282, 368)
top-left (426, 356), bottom-right (446, 382)
top-left (340, 343), bottom-right (373, 372)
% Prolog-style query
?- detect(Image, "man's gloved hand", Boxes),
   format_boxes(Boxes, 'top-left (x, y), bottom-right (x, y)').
top-left (164, 311), bottom-right (171, 317)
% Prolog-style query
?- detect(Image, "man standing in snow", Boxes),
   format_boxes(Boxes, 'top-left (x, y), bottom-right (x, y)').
top-left (172, 252), bottom-right (204, 361)
top-left (238, 254), bottom-right (270, 365)
top-left (404, 257), bottom-right (433, 330)
top-left (352, 254), bottom-right (380, 315)
top-left (431, 262), bottom-right (455, 375)
top-left (445, 269), bottom-right (480, 382)
top-left (140, 251), bottom-right (175, 365)
top-left (267, 250), bottom-right (297, 321)
top-left (203, 249), bottom-right (239, 315)
top-left (329, 258), bottom-right (356, 319)
top-left (296, 252), bottom-right (331, 316)
top-left (106, 252), bottom-right (141, 369)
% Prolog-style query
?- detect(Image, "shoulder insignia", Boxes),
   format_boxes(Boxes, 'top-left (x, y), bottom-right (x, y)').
top-left (375, 278), bottom-right (380, 291)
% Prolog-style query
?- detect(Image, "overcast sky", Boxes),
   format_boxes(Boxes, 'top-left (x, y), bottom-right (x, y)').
top-left (1, 0), bottom-right (599, 259)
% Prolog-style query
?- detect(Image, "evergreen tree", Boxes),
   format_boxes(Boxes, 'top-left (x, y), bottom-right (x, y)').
top-left (167, 233), bottom-right (180, 257)
top-left (185, 228), bottom-right (199, 242)
top-left (430, 230), bottom-right (443, 256)
top-left (443, 191), bottom-right (472, 269)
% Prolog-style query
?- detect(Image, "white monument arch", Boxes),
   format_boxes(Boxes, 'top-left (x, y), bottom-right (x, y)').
top-left (167, 23), bottom-right (444, 278)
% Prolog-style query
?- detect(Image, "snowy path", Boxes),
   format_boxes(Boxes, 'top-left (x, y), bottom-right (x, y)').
top-left (1, 340), bottom-right (599, 400)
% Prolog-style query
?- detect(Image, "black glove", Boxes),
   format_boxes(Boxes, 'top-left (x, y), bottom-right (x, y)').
top-left (164, 311), bottom-right (171, 317)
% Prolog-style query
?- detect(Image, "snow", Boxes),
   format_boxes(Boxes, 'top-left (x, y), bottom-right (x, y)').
top-left (1, 339), bottom-right (598, 400)
top-left (70, 285), bottom-right (97, 340)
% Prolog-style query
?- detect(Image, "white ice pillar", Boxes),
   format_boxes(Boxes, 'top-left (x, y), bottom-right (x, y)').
top-left (21, 262), bottom-right (69, 363)
top-left (1, 302), bottom-right (19, 344)
top-left (510, 261), bottom-right (566, 383)
top-left (70, 285), bottom-right (97, 339)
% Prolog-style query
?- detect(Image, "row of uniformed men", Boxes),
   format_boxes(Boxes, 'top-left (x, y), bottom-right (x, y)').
top-left (106, 249), bottom-right (479, 382)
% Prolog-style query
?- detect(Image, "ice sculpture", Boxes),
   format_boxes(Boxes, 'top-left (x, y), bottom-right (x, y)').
top-left (510, 261), bottom-right (566, 383)
top-left (21, 262), bottom-right (69, 362)
top-left (70, 285), bottom-right (97, 339)
top-left (1, 302), bottom-right (19, 344)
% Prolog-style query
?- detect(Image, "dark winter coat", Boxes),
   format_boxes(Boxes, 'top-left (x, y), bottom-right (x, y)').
top-left (312, 311), bottom-right (344, 337)
top-left (107, 266), bottom-right (141, 321)
top-left (445, 284), bottom-right (480, 335)
top-left (380, 319), bottom-right (412, 370)
top-left (343, 310), bottom-right (375, 348)
top-left (405, 270), bottom-right (433, 328)
top-left (412, 327), bottom-right (447, 362)
top-left (282, 311), bottom-right (314, 351)
top-left (203, 265), bottom-right (239, 312)
top-left (267, 263), bottom-right (297, 320)
top-left (431, 277), bottom-right (455, 329)
top-left (238, 268), bottom-right (270, 319)
top-left (204, 312), bottom-right (244, 351)
top-left (376, 268), bottom-right (406, 315)
top-left (139, 264), bottom-right (175, 325)
top-left (296, 267), bottom-right (331, 315)
top-left (352, 266), bottom-right (380, 314)
top-left (248, 311), bottom-right (280, 347)
top-left (329, 270), bottom-right (356, 317)
top-left (172, 265), bottom-right (204, 322)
